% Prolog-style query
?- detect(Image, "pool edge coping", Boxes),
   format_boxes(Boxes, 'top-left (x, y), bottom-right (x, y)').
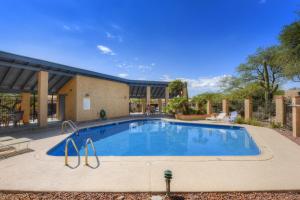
top-left (47, 117), bottom-right (274, 162)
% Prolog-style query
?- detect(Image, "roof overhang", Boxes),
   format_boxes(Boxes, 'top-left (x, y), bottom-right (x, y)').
top-left (0, 51), bottom-right (169, 98)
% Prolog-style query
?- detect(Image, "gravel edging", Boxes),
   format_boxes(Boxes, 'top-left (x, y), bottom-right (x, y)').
top-left (1, 191), bottom-right (300, 200)
top-left (275, 128), bottom-right (300, 146)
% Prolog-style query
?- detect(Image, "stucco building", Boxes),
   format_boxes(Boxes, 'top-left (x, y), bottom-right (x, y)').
top-left (0, 51), bottom-right (170, 127)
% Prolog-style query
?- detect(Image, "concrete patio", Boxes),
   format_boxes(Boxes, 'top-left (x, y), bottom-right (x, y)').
top-left (0, 118), bottom-right (300, 192)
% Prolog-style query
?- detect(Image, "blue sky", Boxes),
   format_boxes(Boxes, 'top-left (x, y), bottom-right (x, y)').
top-left (0, 0), bottom-right (299, 96)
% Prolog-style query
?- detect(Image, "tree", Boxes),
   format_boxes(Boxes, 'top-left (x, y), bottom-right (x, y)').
top-left (168, 80), bottom-right (185, 97)
top-left (237, 46), bottom-right (285, 116)
top-left (166, 97), bottom-right (188, 114)
top-left (279, 20), bottom-right (300, 82)
top-left (192, 92), bottom-right (223, 113)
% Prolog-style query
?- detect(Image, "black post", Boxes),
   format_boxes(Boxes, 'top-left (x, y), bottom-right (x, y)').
top-left (51, 94), bottom-right (54, 119)
top-left (33, 93), bottom-right (36, 122)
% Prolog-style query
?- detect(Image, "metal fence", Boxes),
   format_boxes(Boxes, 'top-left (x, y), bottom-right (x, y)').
top-left (285, 98), bottom-right (293, 130)
top-left (252, 97), bottom-right (276, 122)
top-left (0, 95), bottom-right (22, 126)
top-left (1, 94), bottom-right (58, 126)
top-left (212, 102), bottom-right (222, 113)
top-left (229, 99), bottom-right (244, 117)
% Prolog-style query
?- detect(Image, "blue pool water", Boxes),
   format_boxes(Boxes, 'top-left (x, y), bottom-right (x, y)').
top-left (47, 119), bottom-right (260, 156)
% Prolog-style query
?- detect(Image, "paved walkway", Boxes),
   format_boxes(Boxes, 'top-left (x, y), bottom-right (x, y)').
top-left (0, 118), bottom-right (300, 192)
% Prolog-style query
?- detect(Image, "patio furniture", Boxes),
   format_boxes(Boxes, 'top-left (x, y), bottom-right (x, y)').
top-left (0, 115), bottom-right (10, 127)
top-left (12, 111), bottom-right (24, 126)
top-left (0, 137), bottom-right (31, 151)
top-left (227, 111), bottom-right (238, 122)
top-left (206, 112), bottom-right (227, 121)
top-left (0, 136), bottom-right (14, 142)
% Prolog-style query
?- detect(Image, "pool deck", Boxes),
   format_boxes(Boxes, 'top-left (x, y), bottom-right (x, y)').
top-left (1, 117), bottom-right (300, 192)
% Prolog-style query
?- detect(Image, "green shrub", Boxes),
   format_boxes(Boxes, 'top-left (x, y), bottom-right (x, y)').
top-left (246, 118), bottom-right (262, 126)
top-left (270, 121), bottom-right (282, 129)
top-left (234, 117), bottom-right (262, 126)
top-left (234, 116), bottom-right (245, 124)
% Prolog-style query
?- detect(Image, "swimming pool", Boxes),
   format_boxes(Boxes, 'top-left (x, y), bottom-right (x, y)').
top-left (47, 119), bottom-right (260, 156)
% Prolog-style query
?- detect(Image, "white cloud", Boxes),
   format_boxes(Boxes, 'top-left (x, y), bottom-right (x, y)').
top-left (97, 45), bottom-right (115, 55)
top-left (63, 25), bottom-right (71, 31)
top-left (111, 24), bottom-right (122, 30)
top-left (117, 73), bottom-right (129, 78)
top-left (62, 24), bottom-right (81, 32)
top-left (160, 75), bottom-right (173, 81)
top-left (160, 74), bottom-right (231, 96)
top-left (106, 32), bottom-right (123, 42)
top-left (138, 65), bottom-right (152, 72)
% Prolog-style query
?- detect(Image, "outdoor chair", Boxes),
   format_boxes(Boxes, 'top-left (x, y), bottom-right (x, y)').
top-left (0, 136), bottom-right (15, 142)
top-left (0, 137), bottom-right (31, 153)
top-left (12, 111), bottom-right (24, 126)
top-left (206, 112), bottom-right (227, 121)
top-left (227, 111), bottom-right (238, 122)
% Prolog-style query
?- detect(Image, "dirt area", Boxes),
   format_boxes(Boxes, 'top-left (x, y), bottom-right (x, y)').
top-left (275, 128), bottom-right (300, 145)
top-left (1, 192), bottom-right (300, 200)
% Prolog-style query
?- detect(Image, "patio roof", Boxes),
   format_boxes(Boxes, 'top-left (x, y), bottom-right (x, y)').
top-left (0, 51), bottom-right (169, 98)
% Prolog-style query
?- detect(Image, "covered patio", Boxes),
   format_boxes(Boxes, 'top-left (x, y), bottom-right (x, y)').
top-left (0, 51), bottom-right (170, 128)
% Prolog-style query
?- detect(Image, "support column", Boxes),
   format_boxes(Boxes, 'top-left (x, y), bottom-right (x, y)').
top-left (21, 93), bottom-right (31, 124)
top-left (146, 86), bottom-right (151, 106)
top-left (56, 95), bottom-right (60, 120)
top-left (275, 95), bottom-right (285, 125)
top-left (244, 97), bottom-right (253, 121)
top-left (207, 100), bottom-right (212, 115)
top-left (222, 99), bottom-right (229, 115)
top-left (292, 96), bottom-right (300, 137)
top-left (37, 71), bottom-right (48, 127)
top-left (146, 86), bottom-right (151, 114)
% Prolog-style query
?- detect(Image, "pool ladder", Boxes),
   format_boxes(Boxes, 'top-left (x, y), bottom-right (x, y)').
top-left (64, 137), bottom-right (97, 167)
top-left (62, 120), bottom-right (79, 136)
top-left (85, 138), bottom-right (97, 166)
top-left (65, 138), bottom-right (80, 166)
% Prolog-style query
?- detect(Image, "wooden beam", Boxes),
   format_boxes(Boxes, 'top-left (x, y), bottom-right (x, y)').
top-left (21, 71), bottom-right (36, 90)
top-left (49, 76), bottom-right (66, 92)
top-left (0, 67), bottom-right (11, 85)
top-left (10, 69), bottom-right (25, 89)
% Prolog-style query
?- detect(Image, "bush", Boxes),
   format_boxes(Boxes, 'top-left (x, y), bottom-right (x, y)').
top-left (270, 121), bottom-right (282, 129)
top-left (234, 117), bottom-right (262, 126)
top-left (235, 116), bottom-right (245, 124)
top-left (166, 97), bottom-right (188, 114)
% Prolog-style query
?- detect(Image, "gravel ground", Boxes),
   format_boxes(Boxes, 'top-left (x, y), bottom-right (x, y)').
top-left (1, 192), bottom-right (300, 200)
top-left (275, 128), bottom-right (300, 145)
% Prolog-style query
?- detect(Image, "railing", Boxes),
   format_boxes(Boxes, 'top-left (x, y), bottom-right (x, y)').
top-left (85, 138), bottom-right (97, 166)
top-left (62, 120), bottom-right (79, 135)
top-left (64, 138), bottom-right (80, 166)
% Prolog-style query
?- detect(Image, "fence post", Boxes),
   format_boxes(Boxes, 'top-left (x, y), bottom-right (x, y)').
top-left (275, 95), bottom-right (285, 126)
top-left (244, 97), bottom-right (253, 121)
top-left (222, 99), bottom-right (229, 115)
top-left (292, 96), bottom-right (300, 137)
top-left (207, 100), bottom-right (212, 115)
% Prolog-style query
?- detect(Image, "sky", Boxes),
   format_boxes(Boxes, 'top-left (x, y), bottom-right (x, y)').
top-left (0, 0), bottom-right (299, 96)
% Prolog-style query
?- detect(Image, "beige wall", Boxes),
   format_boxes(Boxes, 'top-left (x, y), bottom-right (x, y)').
top-left (58, 75), bottom-right (129, 122)
top-left (285, 89), bottom-right (300, 98)
top-left (58, 77), bottom-right (77, 121)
